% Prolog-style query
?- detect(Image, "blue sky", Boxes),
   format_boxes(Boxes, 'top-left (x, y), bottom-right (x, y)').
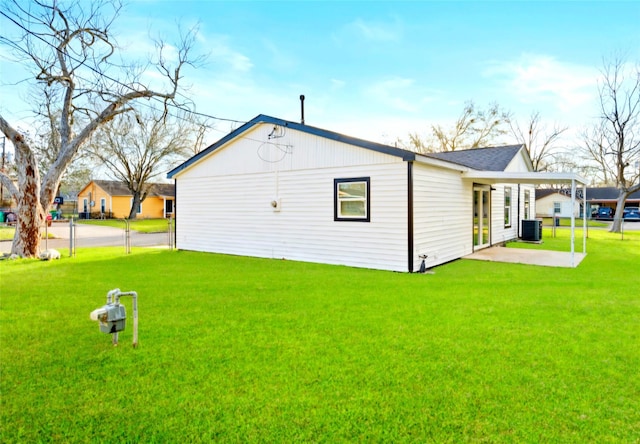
top-left (1, 0), bottom-right (639, 148)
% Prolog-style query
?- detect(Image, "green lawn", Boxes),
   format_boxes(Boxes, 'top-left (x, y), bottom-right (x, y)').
top-left (1, 230), bottom-right (639, 442)
top-left (0, 226), bottom-right (55, 241)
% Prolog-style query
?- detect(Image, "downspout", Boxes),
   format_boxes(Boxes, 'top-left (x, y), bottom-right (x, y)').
top-left (407, 161), bottom-right (414, 273)
top-left (517, 184), bottom-right (521, 238)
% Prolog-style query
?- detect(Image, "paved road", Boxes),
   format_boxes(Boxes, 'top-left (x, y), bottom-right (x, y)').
top-left (1, 221), bottom-right (171, 254)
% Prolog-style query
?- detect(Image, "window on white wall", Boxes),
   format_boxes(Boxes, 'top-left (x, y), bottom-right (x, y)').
top-left (524, 190), bottom-right (530, 219)
top-left (554, 202), bottom-right (561, 214)
top-left (504, 187), bottom-right (512, 228)
top-left (334, 177), bottom-right (370, 222)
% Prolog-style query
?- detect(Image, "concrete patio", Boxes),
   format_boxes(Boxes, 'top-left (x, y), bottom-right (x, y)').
top-left (465, 245), bottom-right (586, 268)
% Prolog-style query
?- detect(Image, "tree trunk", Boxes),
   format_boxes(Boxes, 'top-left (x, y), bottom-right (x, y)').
top-left (12, 184), bottom-right (45, 258)
top-left (9, 123), bottom-right (45, 258)
top-left (609, 190), bottom-right (629, 233)
top-left (128, 192), bottom-right (141, 219)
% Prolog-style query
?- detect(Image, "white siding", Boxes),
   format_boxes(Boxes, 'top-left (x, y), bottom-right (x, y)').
top-left (491, 184), bottom-right (537, 244)
top-left (536, 193), bottom-right (577, 218)
top-left (504, 149), bottom-right (532, 172)
top-left (174, 123), bottom-right (544, 272)
top-left (413, 163), bottom-right (473, 269)
top-left (518, 185), bottom-right (536, 223)
top-left (176, 148), bottom-right (409, 272)
top-left (490, 185), bottom-right (515, 244)
top-left (177, 123), bottom-right (404, 177)
top-left (522, 186), bottom-right (536, 221)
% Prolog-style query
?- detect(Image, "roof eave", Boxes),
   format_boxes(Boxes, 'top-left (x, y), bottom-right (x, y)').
top-left (414, 153), bottom-right (470, 172)
top-left (463, 171), bottom-right (589, 185)
top-left (168, 114), bottom-right (418, 178)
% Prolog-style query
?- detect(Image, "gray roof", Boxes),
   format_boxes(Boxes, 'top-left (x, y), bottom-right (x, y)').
top-left (426, 145), bottom-right (525, 171)
top-left (168, 115), bottom-right (528, 178)
top-left (535, 188), bottom-right (562, 199)
top-left (93, 180), bottom-right (175, 197)
top-left (584, 186), bottom-right (640, 200)
top-left (535, 187), bottom-right (640, 201)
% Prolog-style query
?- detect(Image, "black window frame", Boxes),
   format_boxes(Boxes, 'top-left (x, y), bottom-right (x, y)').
top-left (334, 177), bottom-right (371, 222)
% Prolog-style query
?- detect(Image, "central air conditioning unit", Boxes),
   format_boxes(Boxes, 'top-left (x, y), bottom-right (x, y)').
top-left (521, 219), bottom-right (542, 241)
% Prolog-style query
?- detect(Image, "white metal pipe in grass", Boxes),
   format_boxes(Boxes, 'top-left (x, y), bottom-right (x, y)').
top-left (113, 290), bottom-right (138, 348)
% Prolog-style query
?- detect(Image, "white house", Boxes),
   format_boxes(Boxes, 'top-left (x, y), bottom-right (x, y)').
top-left (536, 188), bottom-right (584, 218)
top-left (168, 115), bottom-right (569, 272)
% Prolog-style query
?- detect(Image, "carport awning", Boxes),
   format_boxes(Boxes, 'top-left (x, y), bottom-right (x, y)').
top-left (462, 171), bottom-right (588, 186)
top-left (462, 170), bottom-right (588, 268)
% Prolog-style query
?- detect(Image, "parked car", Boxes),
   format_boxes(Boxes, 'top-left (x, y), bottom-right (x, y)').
top-left (595, 207), bottom-right (614, 220)
top-left (4, 211), bottom-right (53, 227)
top-left (623, 207), bottom-right (640, 221)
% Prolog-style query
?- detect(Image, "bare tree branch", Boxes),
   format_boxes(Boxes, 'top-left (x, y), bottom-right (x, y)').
top-left (582, 54), bottom-right (640, 232)
top-left (400, 101), bottom-right (511, 153)
top-left (0, 0), bottom-right (202, 256)
top-left (509, 111), bottom-right (568, 172)
top-left (88, 109), bottom-right (193, 218)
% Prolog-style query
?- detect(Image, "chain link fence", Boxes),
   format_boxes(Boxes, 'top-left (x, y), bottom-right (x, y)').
top-left (1, 218), bottom-right (175, 256)
top-left (541, 215), bottom-right (639, 240)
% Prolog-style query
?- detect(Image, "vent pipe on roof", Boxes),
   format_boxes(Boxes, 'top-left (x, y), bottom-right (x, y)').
top-left (300, 94), bottom-right (305, 125)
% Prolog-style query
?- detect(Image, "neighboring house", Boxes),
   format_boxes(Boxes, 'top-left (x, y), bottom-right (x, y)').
top-left (536, 187), bottom-right (640, 218)
top-left (585, 187), bottom-right (640, 212)
top-left (168, 114), bottom-right (585, 272)
top-left (77, 180), bottom-right (175, 219)
top-left (536, 188), bottom-right (584, 218)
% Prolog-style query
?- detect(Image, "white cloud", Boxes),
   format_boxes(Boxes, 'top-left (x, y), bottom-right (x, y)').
top-left (365, 77), bottom-right (436, 113)
top-left (484, 54), bottom-right (599, 113)
top-left (333, 16), bottom-right (403, 46)
top-left (116, 26), bottom-right (253, 74)
top-left (205, 36), bottom-right (253, 72)
top-left (261, 39), bottom-right (297, 71)
top-left (350, 17), bottom-right (402, 42)
top-left (330, 79), bottom-right (346, 90)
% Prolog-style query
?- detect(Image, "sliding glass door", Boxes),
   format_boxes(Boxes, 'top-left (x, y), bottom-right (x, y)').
top-left (473, 187), bottom-right (491, 249)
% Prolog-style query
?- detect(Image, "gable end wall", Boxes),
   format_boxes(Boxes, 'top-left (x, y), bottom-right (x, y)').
top-left (174, 126), bottom-right (411, 271)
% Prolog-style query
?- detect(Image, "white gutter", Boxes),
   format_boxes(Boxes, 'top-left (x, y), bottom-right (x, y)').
top-left (462, 171), bottom-right (589, 185)
top-left (414, 154), bottom-right (470, 172)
